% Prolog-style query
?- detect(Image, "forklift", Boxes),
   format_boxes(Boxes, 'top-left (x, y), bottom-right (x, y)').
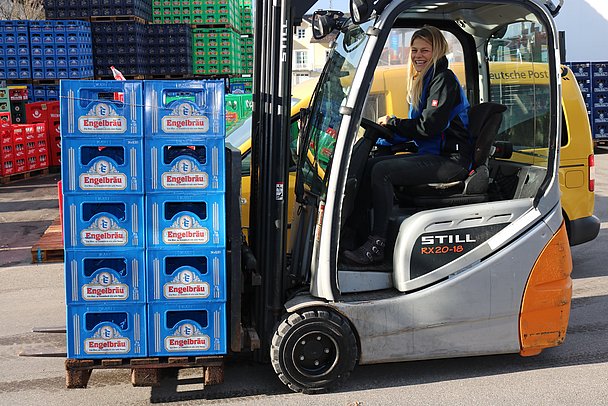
top-left (228, 0), bottom-right (572, 393)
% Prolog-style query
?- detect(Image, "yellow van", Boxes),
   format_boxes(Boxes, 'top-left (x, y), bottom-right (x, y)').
top-left (227, 64), bottom-right (599, 246)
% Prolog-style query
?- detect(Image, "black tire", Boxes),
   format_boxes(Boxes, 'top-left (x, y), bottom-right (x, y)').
top-left (270, 308), bottom-right (358, 393)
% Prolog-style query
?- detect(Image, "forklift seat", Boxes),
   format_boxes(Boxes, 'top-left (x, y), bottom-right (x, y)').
top-left (397, 102), bottom-right (507, 208)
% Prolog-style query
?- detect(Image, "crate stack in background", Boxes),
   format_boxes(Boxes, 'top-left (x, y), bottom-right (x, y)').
top-left (61, 80), bottom-right (147, 358)
top-left (0, 20), bottom-right (31, 80)
top-left (144, 80), bottom-right (227, 356)
top-left (26, 101), bottom-right (61, 166)
top-left (29, 20), bottom-right (94, 80)
top-left (147, 24), bottom-right (193, 77)
top-left (567, 61), bottom-right (608, 144)
top-left (0, 20), bottom-right (93, 103)
top-left (91, 20), bottom-right (149, 78)
top-left (44, 0), bottom-right (152, 21)
top-left (150, 0), bottom-right (253, 81)
top-left (1, 121), bottom-right (49, 176)
top-left (192, 27), bottom-right (241, 76)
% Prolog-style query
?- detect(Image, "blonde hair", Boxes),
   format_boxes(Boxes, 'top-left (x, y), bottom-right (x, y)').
top-left (407, 26), bottom-right (449, 112)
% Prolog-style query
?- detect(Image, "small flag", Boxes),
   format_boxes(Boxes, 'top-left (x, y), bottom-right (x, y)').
top-left (110, 66), bottom-right (126, 81)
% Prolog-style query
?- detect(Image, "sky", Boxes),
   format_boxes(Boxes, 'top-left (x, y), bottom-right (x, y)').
top-left (310, 0), bottom-right (608, 61)
top-left (313, 0), bottom-right (349, 12)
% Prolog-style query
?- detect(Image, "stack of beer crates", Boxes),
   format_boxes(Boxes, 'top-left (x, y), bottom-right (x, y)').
top-left (61, 79), bottom-right (227, 359)
top-left (567, 61), bottom-right (608, 144)
top-left (143, 80), bottom-right (227, 356)
top-left (0, 20), bottom-right (31, 80)
top-left (61, 80), bottom-right (147, 359)
top-left (0, 122), bottom-right (48, 176)
top-left (0, 88), bottom-right (10, 122)
top-left (29, 20), bottom-right (94, 80)
top-left (26, 100), bottom-right (61, 167)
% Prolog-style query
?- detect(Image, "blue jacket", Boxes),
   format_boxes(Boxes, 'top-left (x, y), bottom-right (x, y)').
top-left (379, 56), bottom-right (472, 164)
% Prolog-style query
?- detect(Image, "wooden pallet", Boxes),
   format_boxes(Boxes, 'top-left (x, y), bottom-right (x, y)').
top-left (8, 79), bottom-right (62, 86)
top-left (0, 167), bottom-right (50, 185)
top-left (65, 356), bottom-right (224, 388)
top-left (31, 217), bottom-right (63, 264)
top-left (94, 74), bottom-right (146, 80)
top-left (145, 74), bottom-right (195, 80)
top-left (90, 15), bottom-right (148, 24)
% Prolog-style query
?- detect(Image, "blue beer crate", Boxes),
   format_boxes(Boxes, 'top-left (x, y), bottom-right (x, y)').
top-left (65, 249), bottom-right (146, 304)
top-left (144, 80), bottom-right (225, 138)
top-left (145, 193), bottom-right (226, 249)
top-left (60, 80), bottom-right (144, 138)
top-left (145, 136), bottom-right (225, 193)
top-left (62, 137), bottom-right (144, 194)
top-left (146, 248), bottom-right (226, 302)
top-left (577, 78), bottom-right (591, 95)
top-left (593, 108), bottom-right (608, 124)
top-left (67, 303), bottom-right (147, 358)
top-left (592, 62), bottom-right (608, 78)
top-left (148, 301), bottom-right (226, 356)
top-left (63, 193), bottom-right (145, 250)
top-left (570, 62), bottom-right (591, 79)
top-left (593, 93), bottom-right (608, 109)
top-left (592, 77), bottom-right (608, 94)
top-left (594, 122), bottom-right (608, 139)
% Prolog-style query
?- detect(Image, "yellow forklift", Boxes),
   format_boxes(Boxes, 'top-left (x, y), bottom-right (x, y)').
top-left (230, 0), bottom-right (572, 393)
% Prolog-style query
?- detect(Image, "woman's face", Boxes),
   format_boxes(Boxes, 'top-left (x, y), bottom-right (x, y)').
top-left (410, 37), bottom-right (433, 72)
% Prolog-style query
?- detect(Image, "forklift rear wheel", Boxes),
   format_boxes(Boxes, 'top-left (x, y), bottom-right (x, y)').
top-left (270, 309), bottom-right (358, 393)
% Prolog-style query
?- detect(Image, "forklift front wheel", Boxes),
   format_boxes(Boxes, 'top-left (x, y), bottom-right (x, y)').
top-left (270, 309), bottom-right (358, 393)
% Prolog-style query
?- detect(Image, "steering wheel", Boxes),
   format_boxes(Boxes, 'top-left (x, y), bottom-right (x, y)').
top-left (360, 117), bottom-right (395, 141)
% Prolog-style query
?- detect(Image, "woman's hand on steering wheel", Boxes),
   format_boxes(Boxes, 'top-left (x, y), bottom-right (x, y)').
top-left (360, 117), bottom-right (395, 141)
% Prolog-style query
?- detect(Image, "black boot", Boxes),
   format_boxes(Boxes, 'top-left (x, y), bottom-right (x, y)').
top-left (342, 235), bottom-right (386, 265)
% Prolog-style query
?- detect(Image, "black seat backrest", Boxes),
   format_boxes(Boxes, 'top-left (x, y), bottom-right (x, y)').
top-left (468, 102), bottom-right (507, 169)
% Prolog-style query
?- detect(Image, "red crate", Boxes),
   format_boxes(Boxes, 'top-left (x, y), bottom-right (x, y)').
top-left (12, 126), bottom-right (24, 144)
top-left (38, 153), bottom-right (48, 168)
top-left (15, 157), bottom-right (26, 173)
top-left (14, 142), bottom-right (25, 159)
top-left (26, 101), bottom-right (48, 123)
top-left (27, 155), bottom-right (38, 171)
top-left (2, 143), bottom-right (14, 161)
top-left (1, 159), bottom-right (15, 176)
top-left (1, 124), bottom-right (12, 146)
top-left (0, 112), bottom-right (11, 124)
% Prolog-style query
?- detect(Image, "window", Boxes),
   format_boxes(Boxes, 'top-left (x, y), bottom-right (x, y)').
top-left (295, 50), bottom-right (308, 69)
top-left (294, 73), bottom-right (310, 85)
top-left (296, 27), bottom-right (306, 39)
top-left (488, 21), bottom-right (551, 164)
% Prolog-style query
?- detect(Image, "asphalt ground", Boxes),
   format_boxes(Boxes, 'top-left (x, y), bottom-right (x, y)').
top-left (0, 151), bottom-right (607, 405)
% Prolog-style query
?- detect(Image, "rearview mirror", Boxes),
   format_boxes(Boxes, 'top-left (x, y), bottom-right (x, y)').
top-left (312, 10), bottom-right (344, 40)
top-left (350, 0), bottom-right (372, 24)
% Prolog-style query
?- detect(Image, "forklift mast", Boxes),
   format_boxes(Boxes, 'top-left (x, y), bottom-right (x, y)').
top-left (249, 0), bottom-right (320, 353)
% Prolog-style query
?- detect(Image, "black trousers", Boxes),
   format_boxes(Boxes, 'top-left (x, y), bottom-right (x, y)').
top-left (355, 153), bottom-right (469, 238)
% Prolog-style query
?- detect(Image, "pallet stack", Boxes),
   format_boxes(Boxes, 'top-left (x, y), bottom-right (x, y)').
top-left (152, 0), bottom-right (253, 79)
top-left (144, 80), bottom-right (227, 356)
top-left (26, 100), bottom-right (61, 167)
top-left (90, 19), bottom-right (150, 78)
top-left (147, 24), bottom-right (193, 77)
top-left (0, 19), bottom-right (94, 103)
top-left (61, 80), bottom-right (147, 359)
top-left (44, 0), bottom-right (153, 21)
top-left (61, 79), bottom-right (227, 360)
top-left (1, 121), bottom-right (49, 178)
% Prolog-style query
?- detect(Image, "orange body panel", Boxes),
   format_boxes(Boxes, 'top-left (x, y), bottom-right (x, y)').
top-left (519, 222), bottom-right (572, 356)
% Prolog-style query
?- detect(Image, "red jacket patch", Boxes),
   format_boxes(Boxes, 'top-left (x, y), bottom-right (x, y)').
top-left (431, 99), bottom-right (439, 107)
